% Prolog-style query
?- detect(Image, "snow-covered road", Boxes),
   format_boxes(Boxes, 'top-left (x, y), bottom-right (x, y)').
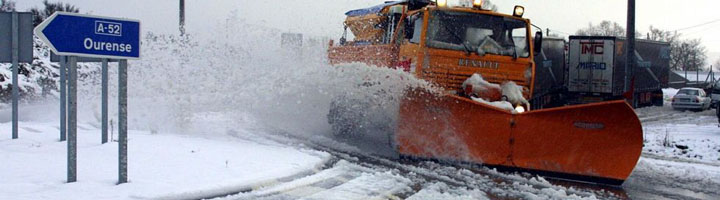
top-left (3, 98), bottom-right (720, 200)
top-left (212, 103), bottom-right (720, 200)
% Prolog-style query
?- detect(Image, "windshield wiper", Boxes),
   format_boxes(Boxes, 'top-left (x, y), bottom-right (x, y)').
top-left (440, 23), bottom-right (474, 55)
top-left (509, 43), bottom-right (518, 59)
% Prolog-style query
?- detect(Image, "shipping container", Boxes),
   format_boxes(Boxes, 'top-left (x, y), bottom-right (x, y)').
top-left (566, 36), bottom-right (670, 107)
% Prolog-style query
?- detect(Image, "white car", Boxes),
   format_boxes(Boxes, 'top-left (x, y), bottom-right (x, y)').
top-left (671, 88), bottom-right (712, 111)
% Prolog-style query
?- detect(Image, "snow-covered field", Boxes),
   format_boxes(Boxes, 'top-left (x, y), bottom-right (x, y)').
top-left (0, 111), bottom-right (330, 200)
top-left (637, 89), bottom-right (720, 164)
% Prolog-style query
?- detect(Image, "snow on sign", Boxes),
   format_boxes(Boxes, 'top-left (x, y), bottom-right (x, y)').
top-left (34, 12), bottom-right (140, 60)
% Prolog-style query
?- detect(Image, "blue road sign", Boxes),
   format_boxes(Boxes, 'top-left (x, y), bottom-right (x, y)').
top-left (35, 12), bottom-right (140, 60)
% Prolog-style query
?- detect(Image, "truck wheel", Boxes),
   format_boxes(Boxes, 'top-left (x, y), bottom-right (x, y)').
top-left (652, 91), bottom-right (664, 107)
top-left (328, 97), bottom-right (366, 139)
top-left (632, 93), bottom-right (639, 108)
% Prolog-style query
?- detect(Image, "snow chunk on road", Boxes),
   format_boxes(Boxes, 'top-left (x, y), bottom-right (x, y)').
top-left (0, 121), bottom-right (330, 200)
top-left (408, 182), bottom-right (489, 200)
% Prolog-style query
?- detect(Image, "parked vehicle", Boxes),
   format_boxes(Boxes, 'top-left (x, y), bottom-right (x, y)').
top-left (717, 102), bottom-right (720, 125)
top-left (671, 87), bottom-right (712, 111)
top-left (711, 81), bottom-right (720, 108)
top-left (566, 36), bottom-right (670, 108)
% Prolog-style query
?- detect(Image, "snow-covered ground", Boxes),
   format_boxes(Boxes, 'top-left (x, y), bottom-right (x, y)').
top-left (637, 90), bottom-right (720, 164)
top-left (1, 12), bottom-right (719, 199)
top-left (625, 91), bottom-right (720, 199)
top-left (0, 108), bottom-right (330, 200)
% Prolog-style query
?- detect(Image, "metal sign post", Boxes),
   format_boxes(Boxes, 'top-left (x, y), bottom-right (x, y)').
top-left (35, 12), bottom-right (140, 184)
top-left (11, 11), bottom-right (18, 139)
top-left (53, 53), bottom-right (115, 144)
top-left (118, 60), bottom-right (128, 184)
top-left (67, 56), bottom-right (78, 183)
top-left (60, 56), bottom-right (67, 141)
top-left (1, 12), bottom-right (34, 139)
top-left (102, 59), bottom-right (109, 144)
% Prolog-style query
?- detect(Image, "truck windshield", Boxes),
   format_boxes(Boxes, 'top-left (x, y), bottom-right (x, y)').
top-left (426, 10), bottom-right (529, 58)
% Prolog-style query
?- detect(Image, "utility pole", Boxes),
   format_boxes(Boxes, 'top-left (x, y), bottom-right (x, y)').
top-left (684, 44), bottom-right (688, 82)
top-left (546, 28), bottom-right (550, 37)
top-left (179, 0), bottom-right (185, 36)
top-left (696, 54), bottom-right (699, 85)
top-left (625, 0), bottom-right (636, 93)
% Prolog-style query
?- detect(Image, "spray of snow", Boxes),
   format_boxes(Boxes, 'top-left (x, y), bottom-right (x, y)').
top-left (32, 16), bottom-right (435, 151)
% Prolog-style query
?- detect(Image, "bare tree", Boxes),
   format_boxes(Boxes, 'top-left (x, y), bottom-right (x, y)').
top-left (647, 26), bottom-right (679, 43)
top-left (576, 21), bottom-right (626, 37)
top-left (30, 0), bottom-right (79, 26)
top-left (0, 0), bottom-right (16, 12)
top-left (671, 38), bottom-right (707, 71)
top-left (713, 58), bottom-right (720, 72)
top-left (646, 27), bottom-right (707, 71)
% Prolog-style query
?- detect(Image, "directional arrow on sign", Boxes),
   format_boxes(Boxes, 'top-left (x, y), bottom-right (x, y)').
top-left (34, 12), bottom-right (141, 60)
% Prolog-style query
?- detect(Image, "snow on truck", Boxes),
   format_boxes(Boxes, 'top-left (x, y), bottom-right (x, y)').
top-left (327, 0), bottom-right (642, 185)
top-left (567, 36), bottom-right (670, 108)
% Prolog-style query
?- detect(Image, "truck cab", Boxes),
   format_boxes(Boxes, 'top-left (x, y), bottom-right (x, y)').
top-left (400, 5), bottom-right (540, 94)
top-left (329, 0), bottom-right (542, 109)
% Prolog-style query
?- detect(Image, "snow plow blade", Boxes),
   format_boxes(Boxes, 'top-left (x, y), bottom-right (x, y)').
top-left (395, 89), bottom-right (643, 185)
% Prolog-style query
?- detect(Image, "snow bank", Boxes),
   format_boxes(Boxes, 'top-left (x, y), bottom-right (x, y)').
top-left (642, 123), bottom-right (720, 163)
top-left (0, 121), bottom-right (330, 200)
top-left (663, 88), bottom-right (679, 101)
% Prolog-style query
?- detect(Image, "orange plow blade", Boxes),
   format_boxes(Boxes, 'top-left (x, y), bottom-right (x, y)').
top-left (396, 89), bottom-right (643, 185)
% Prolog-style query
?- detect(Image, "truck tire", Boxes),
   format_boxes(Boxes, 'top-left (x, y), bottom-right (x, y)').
top-left (632, 93), bottom-right (639, 108)
top-left (327, 96), bottom-right (395, 139)
top-left (652, 90), bottom-right (664, 107)
top-left (328, 97), bottom-right (366, 138)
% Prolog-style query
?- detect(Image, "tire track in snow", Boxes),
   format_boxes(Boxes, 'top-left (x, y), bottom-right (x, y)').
top-left (218, 131), bottom-right (624, 200)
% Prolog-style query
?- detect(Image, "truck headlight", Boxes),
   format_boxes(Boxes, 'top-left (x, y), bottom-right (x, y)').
top-left (473, 0), bottom-right (483, 8)
top-left (513, 6), bottom-right (525, 17)
top-left (437, 0), bottom-right (447, 7)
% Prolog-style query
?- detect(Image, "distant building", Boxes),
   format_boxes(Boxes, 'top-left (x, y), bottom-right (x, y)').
top-left (669, 70), bottom-right (718, 89)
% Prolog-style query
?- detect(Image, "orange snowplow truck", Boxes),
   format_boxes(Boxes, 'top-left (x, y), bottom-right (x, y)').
top-left (328, 0), bottom-right (642, 185)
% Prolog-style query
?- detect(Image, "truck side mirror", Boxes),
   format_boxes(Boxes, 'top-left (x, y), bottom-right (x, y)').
top-left (533, 31), bottom-right (543, 54)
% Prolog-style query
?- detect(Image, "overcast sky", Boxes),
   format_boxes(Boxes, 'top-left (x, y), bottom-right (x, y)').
top-left (16, 0), bottom-right (720, 63)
